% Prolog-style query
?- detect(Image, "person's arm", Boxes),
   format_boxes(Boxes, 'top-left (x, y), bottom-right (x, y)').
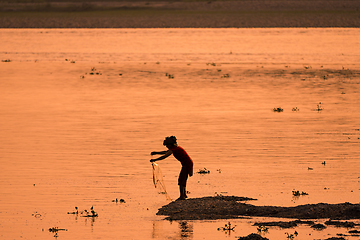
top-left (150, 150), bottom-right (173, 162)
top-left (151, 151), bottom-right (168, 155)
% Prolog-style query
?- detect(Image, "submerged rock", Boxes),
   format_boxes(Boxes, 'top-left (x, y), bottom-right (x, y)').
top-left (311, 223), bottom-right (327, 229)
top-left (238, 233), bottom-right (269, 240)
top-left (254, 221), bottom-right (297, 228)
top-left (254, 219), bottom-right (316, 229)
top-left (325, 220), bottom-right (355, 228)
top-left (324, 237), bottom-right (345, 240)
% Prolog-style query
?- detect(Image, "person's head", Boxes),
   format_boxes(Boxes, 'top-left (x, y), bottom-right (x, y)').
top-left (163, 136), bottom-right (177, 149)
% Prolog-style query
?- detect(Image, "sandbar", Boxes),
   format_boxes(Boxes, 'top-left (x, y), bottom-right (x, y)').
top-left (157, 195), bottom-right (360, 221)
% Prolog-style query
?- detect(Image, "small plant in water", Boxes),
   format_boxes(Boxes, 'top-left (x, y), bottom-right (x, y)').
top-left (285, 231), bottom-right (298, 239)
top-left (273, 107), bottom-right (283, 112)
top-left (197, 168), bottom-right (210, 174)
top-left (82, 206), bottom-right (98, 217)
top-left (316, 102), bottom-right (323, 111)
top-left (48, 227), bottom-right (67, 238)
top-left (165, 73), bottom-right (174, 79)
top-left (292, 190), bottom-right (308, 196)
top-left (67, 206), bottom-right (98, 217)
top-left (217, 222), bottom-right (236, 234)
top-left (67, 206), bottom-right (78, 214)
top-left (257, 225), bottom-right (269, 233)
top-left (49, 227), bottom-right (67, 232)
top-left (88, 67), bottom-right (102, 75)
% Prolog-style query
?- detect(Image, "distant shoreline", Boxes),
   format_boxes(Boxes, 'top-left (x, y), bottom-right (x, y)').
top-left (0, 1), bottom-right (360, 28)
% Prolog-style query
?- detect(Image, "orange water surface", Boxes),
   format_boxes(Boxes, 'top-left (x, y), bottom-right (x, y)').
top-left (0, 28), bottom-right (359, 240)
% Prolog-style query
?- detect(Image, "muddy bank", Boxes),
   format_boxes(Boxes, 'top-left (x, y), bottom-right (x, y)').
top-left (1, 0), bottom-right (360, 28)
top-left (156, 196), bottom-right (360, 220)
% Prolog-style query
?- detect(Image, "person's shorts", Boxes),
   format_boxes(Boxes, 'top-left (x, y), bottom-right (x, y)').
top-left (178, 167), bottom-right (191, 187)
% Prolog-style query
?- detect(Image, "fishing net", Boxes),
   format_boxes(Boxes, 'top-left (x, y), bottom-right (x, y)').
top-left (152, 162), bottom-right (172, 201)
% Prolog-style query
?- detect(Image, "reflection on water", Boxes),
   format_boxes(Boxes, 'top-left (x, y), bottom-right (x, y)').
top-left (0, 28), bottom-right (360, 240)
top-left (179, 221), bottom-right (193, 239)
top-left (152, 221), bottom-right (193, 240)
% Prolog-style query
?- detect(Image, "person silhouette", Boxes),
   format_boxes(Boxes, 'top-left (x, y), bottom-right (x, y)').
top-left (151, 136), bottom-right (193, 200)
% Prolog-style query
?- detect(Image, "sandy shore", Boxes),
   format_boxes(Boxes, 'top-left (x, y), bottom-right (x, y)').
top-left (1, 0), bottom-right (360, 28)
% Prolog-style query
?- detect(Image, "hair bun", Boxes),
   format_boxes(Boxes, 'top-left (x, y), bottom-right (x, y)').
top-left (163, 136), bottom-right (177, 146)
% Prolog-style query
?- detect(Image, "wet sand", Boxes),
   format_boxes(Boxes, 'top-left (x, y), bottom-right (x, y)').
top-left (156, 195), bottom-right (360, 220)
top-left (158, 195), bottom-right (360, 240)
top-left (1, 0), bottom-right (360, 28)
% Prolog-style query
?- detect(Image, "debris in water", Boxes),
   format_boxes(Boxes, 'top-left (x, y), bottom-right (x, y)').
top-left (112, 198), bottom-right (126, 203)
top-left (292, 190), bottom-right (308, 196)
top-left (273, 107), bottom-right (283, 112)
top-left (197, 168), bottom-right (210, 174)
top-left (48, 227), bottom-right (67, 238)
top-left (217, 222), bottom-right (236, 235)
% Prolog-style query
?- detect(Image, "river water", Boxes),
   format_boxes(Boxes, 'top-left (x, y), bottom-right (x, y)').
top-left (0, 28), bottom-right (359, 240)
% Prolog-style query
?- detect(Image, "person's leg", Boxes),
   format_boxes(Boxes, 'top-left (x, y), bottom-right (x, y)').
top-left (178, 168), bottom-right (189, 200)
top-left (179, 185), bottom-right (186, 200)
